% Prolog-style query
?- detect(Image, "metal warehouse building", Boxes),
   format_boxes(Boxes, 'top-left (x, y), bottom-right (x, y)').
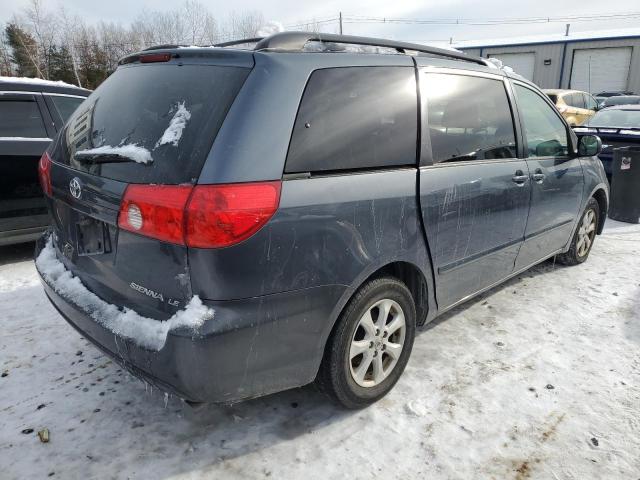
top-left (456, 28), bottom-right (640, 94)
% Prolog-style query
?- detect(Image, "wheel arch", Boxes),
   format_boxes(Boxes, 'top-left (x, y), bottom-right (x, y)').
top-left (324, 259), bottom-right (432, 347)
top-left (358, 261), bottom-right (430, 325)
top-left (314, 259), bottom-right (431, 382)
top-left (591, 187), bottom-right (608, 234)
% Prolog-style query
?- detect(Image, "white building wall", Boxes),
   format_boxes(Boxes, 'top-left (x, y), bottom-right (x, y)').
top-left (459, 37), bottom-right (640, 93)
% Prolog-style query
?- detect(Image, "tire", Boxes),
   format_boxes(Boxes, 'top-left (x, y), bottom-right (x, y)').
top-left (556, 197), bottom-right (599, 266)
top-left (317, 277), bottom-right (416, 409)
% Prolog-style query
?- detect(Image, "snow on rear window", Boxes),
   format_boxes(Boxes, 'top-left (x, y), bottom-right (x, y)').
top-left (35, 238), bottom-right (214, 351)
top-left (155, 102), bottom-right (191, 148)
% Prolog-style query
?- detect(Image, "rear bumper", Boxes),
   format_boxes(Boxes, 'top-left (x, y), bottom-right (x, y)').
top-left (36, 235), bottom-right (347, 403)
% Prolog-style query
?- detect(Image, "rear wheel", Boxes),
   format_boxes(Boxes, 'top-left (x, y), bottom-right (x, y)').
top-left (317, 277), bottom-right (416, 409)
top-left (556, 197), bottom-right (599, 266)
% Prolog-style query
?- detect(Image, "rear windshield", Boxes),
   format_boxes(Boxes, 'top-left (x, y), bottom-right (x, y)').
top-left (51, 64), bottom-right (250, 184)
top-left (589, 109), bottom-right (640, 128)
top-left (603, 96), bottom-right (640, 107)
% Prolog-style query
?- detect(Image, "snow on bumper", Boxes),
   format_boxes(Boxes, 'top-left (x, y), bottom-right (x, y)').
top-left (35, 236), bottom-right (214, 351)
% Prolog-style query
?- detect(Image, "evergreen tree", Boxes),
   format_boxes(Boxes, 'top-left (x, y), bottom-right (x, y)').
top-left (48, 44), bottom-right (76, 84)
top-left (5, 23), bottom-right (40, 77)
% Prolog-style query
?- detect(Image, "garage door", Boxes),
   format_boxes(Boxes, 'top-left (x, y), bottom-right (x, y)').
top-left (570, 47), bottom-right (632, 94)
top-left (488, 52), bottom-right (535, 81)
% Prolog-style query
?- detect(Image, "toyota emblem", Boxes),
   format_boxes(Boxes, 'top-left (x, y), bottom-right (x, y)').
top-left (69, 177), bottom-right (82, 199)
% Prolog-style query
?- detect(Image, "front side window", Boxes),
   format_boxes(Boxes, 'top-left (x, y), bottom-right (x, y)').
top-left (0, 99), bottom-right (47, 138)
top-left (285, 67), bottom-right (417, 173)
top-left (584, 94), bottom-right (598, 110)
top-left (515, 85), bottom-right (569, 158)
top-left (422, 73), bottom-right (517, 163)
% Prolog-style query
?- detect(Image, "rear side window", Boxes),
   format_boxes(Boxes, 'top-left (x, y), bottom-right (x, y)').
top-left (422, 73), bottom-right (517, 163)
top-left (0, 99), bottom-right (47, 138)
top-left (515, 85), bottom-right (569, 158)
top-left (48, 95), bottom-right (85, 122)
top-left (546, 94), bottom-right (558, 104)
top-left (285, 67), bottom-right (417, 173)
top-left (567, 93), bottom-right (585, 109)
top-left (52, 64), bottom-right (250, 184)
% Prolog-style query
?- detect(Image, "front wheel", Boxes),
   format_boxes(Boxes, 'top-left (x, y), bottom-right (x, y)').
top-left (317, 277), bottom-right (416, 409)
top-left (556, 197), bottom-right (599, 266)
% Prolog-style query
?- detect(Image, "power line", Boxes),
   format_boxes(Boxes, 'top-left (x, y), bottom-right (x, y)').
top-left (284, 11), bottom-right (640, 30)
top-left (341, 11), bottom-right (640, 26)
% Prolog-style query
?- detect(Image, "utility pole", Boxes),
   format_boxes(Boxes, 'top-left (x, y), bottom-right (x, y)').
top-left (339, 12), bottom-right (343, 35)
top-left (565, 23), bottom-right (570, 36)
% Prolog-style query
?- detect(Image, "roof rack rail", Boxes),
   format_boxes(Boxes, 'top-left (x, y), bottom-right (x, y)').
top-left (253, 32), bottom-right (489, 66)
top-left (214, 38), bottom-right (263, 48)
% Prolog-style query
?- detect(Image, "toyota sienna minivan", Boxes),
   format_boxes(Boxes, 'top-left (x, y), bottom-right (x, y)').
top-left (36, 32), bottom-right (609, 409)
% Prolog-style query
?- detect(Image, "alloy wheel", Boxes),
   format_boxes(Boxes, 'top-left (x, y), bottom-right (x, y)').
top-left (349, 298), bottom-right (406, 388)
top-left (577, 208), bottom-right (597, 257)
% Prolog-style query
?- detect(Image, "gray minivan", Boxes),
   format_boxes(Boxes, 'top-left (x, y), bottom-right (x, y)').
top-left (35, 32), bottom-right (608, 408)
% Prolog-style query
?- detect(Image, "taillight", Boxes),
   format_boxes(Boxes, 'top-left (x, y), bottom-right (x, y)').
top-left (38, 152), bottom-right (52, 196)
top-left (186, 181), bottom-right (281, 248)
top-left (117, 181), bottom-right (281, 248)
top-left (118, 185), bottom-right (192, 244)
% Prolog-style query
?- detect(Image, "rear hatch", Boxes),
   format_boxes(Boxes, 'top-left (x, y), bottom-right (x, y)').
top-left (45, 50), bottom-right (253, 319)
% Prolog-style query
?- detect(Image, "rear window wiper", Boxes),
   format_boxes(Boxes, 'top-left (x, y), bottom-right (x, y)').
top-left (74, 152), bottom-right (138, 164)
top-left (73, 145), bottom-right (153, 165)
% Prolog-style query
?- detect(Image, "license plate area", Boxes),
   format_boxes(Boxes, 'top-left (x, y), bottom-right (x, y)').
top-left (76, 217), bottom-right (110, 256)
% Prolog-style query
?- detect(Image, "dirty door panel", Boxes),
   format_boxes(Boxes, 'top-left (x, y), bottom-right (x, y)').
top-left (418, 71), bottom-right (530, 308)
top-left (420, 162), bottom-right (530, 307)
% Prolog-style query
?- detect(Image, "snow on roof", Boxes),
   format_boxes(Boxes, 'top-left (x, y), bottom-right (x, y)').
top-left (455, 27), bottom-right (640, 49)
top-left (0, 75), bottom-right (82, 89)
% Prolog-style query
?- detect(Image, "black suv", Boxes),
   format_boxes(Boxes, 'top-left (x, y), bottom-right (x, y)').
top-left (0, 78), bottom-right (90, 246)
top-left (35, 33), bottom-right (608, 408)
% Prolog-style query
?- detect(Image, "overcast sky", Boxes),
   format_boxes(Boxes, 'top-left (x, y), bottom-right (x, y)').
top-left (2, 0), bottom-right (640, 45)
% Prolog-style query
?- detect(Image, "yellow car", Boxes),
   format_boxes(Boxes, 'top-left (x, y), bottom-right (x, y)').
top-left (543, 89), bottom-right (600, 126)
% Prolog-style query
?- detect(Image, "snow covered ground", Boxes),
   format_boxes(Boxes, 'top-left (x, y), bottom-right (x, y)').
top-left (1, 220), bottom-right (639, 479)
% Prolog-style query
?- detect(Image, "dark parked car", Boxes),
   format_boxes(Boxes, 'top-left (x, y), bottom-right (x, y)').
top-left (35, 32), bottom-right (609, 408)
top-left (0, 77), bottom-right (90, 246)
top-left (600, 95), bottom-right (640, 108)
top-left (574, 105), bottom-right (640, 180)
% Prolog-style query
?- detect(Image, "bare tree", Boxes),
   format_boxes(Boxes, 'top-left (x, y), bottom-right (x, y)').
top-left (222, 11), bottom-right (265, 42)
top-left (57, 6), bottom-right (83, 86)
top-left (23, 0), bottom-right (57, 78)
top-left (2, 1), bottom-right (270, 86)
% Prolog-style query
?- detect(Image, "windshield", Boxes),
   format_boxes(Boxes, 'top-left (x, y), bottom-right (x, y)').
top-left (588, 109), bottom-right (640, 128)
top-left (50, 63), bottom-right (250, 184)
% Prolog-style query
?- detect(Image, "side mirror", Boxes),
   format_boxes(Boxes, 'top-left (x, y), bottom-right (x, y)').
top-left (578, 135), bottom-right (602, 156)
top-left (536, 139), bottom-right (565, 157)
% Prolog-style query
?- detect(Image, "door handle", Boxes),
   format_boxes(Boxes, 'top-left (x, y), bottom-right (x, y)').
top-left (512, 170), bottom-right (528, 185)
top-left (532, 168), bottom-right (545, 183)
